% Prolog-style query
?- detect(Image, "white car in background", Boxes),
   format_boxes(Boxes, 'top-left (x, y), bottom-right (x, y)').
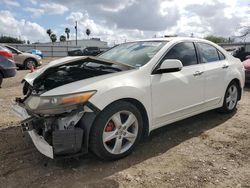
top-left (12, 37), bottom-right (245, 160)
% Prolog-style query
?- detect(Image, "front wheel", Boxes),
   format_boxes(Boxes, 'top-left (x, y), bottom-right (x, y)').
top-left (90, 101), bottom-right (143, 160)
top-left (219, 81), bottom-right (239, 113)
top-left (24, 59), bottom-right (36, 70)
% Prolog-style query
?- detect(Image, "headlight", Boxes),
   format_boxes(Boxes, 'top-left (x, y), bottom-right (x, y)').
top-left (36, 55), bottom-right (41, 60)
top-left (25, 91), bottom-right (96, 114)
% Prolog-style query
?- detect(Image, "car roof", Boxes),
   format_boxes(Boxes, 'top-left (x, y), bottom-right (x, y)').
top-left (131, 37), bottom-right (211, 43)
top-left (0, 45), bottom-right (11, 51)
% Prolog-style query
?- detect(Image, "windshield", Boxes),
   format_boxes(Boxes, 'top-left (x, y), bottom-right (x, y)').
top-left (99, 41), bottom-right (167, 67)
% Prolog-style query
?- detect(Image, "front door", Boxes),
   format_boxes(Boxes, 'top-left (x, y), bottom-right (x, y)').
top-left (151, 42), bottom-right (205, 128)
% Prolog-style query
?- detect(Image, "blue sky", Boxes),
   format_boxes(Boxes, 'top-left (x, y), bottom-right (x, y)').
top-left (0, 0), bottom-right (249, 44)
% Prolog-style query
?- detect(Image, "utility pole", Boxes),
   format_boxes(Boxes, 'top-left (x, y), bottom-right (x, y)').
top-left (75, 21), bottom-right (78, 46)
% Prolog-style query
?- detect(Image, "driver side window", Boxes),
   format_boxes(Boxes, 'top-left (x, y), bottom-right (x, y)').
top-left (162, 42), bottom-right (198, 66)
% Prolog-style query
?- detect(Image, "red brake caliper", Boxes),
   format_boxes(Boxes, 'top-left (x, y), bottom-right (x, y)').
top-left (105, 120), bottom-right (115, 132)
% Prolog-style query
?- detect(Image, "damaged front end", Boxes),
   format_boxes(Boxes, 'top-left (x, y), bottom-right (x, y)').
top-left (13, 97), bottom-right (97, 159)
top-left (12, 56), bottom-right (131, 159)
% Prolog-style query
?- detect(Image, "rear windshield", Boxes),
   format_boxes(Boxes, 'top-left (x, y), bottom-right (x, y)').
top-left (99, 41), bottom-right (167, 67)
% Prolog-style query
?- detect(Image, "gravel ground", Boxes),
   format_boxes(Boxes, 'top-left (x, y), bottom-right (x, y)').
top-left (0, 59), bottom-right (249, 187)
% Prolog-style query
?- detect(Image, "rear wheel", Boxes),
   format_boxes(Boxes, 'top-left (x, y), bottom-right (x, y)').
top-left (90, 101), bottom-right (143, 160)
top-left (24, 59), bottom-right (36, 70)
top-left (219, 81), bottom-right (239, 113)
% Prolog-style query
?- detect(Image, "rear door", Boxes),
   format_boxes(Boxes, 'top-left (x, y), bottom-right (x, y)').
top-left (196, 42), bottom-right (228, 107)
top-left (151, 42), bottom-right (205, 128)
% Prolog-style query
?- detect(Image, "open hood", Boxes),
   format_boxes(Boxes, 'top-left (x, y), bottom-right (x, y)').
top-left (22, 56), bottom-right (133, 95)
top-left (24, 56), bottom-right (132, 86)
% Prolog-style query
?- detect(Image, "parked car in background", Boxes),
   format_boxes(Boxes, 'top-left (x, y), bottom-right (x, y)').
top-left (26, 49), bottom-right (43, 58)
top-left (12, 37), bottom-right (244, 160)
top-left (3, 45), bottom-right (42, 69)
top-left (231, 46), bottom-right (250, 62)
top-left (68, 47), bottom-right (107, 56)
top-left (0, 45), bottom-right (16, 87)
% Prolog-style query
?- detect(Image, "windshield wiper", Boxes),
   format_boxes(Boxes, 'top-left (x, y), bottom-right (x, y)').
top-left (98, 65), bottom-right (122, 72)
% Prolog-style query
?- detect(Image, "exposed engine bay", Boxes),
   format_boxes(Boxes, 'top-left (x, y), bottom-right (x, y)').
top-left (23, 57), bottom-right (131, 96)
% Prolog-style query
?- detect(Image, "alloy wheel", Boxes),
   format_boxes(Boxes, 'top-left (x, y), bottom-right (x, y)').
top-left (102, 110), bottom-right (139, 155)
top-left (226, 85), bottom-right (238, 110)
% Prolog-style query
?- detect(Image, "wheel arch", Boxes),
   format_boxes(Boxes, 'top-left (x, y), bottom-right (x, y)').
top-left (80, 97), bottom-right (150, 153)
top-left (120, 98), bottom-right (150, 138)
top-left (93, 97), bottom-right (150, 138)
top-left (0, 69), bottom-right (4, 78)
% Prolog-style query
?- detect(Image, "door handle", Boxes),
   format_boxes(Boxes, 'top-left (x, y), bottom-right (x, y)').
top-left (222, 64), bottom-right (229, 69)
top-left (193, 71), bottom-right (204, 76)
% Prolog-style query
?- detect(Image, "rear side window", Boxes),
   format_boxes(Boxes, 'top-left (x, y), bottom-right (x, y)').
top-left (163, 42), bottom-right (198, 66)
top-left (198, 43), bottom-right (220, 63)
top-left (218, 50), bottom-right (225, 60)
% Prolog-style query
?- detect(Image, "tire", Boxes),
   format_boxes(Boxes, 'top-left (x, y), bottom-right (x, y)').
top-left (24, 58), bottom-right (37, 70)
top-left (219, 81), bottom-right (239, 113)
top-left (0, 73), bottom-right (3, 88)
top-left (90, 101), bottom-right (143, 160)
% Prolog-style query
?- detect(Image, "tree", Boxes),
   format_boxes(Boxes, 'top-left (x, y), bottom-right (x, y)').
top-left (86, 28), bottom-right (91, 38)
top-left (60, 35), bottom-right (66, 42)
top-left (65, 28), bottom-right (70, 39)
top-left (27, 40), bottom-right (30, 44)
top-left (238, 26), bottom-right (250, 40)
top-left (50, 34), bottom-right (57, 43)
top-left (46, 29), bottom-right (52, 37)
top-left (0, 36), bottom-right (24, 43)
top-left (204, 35), bottom-right (229, 43)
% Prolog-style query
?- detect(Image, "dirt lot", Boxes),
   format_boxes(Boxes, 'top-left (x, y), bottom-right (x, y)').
top-left (0, 59), bottom-right (249, 188)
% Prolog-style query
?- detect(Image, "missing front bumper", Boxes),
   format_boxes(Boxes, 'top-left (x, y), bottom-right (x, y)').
top-left (28, 128), bottom-right (84, 159)
top-left (28, 130), bottom-right (54, 159)
top-left (12, 103), bottom-right (86, 159)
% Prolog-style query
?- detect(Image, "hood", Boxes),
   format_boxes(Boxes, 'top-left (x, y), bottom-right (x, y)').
top-left (22, 56), bottom-right (134, 95)
top-left (22, 52), bottom-right (41, 60)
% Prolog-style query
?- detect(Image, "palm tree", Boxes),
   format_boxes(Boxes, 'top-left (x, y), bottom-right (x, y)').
top-left (50, 34), bottom-right (57, 43)
top-left (65, 28), bottom-right (70, 39)
top-left (86, 28), bottom-right (91, 38)
top-left (60, 35), bottom-right (66, 42)
top-left (46, 29), bottom-right (52, 37)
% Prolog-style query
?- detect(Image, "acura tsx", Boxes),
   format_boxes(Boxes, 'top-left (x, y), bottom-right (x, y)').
top-left (12, 37), bottom-right (245, 160)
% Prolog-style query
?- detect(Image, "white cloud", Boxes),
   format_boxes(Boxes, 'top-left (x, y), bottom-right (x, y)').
top-left (3, 0), bottom-right (20, 7)
top-left (25, 7), bottom-right (45, 18)
top-left (2, 0), bottom-right (250, 44)
top-left (40, 2), bottom-right (69, 15)
top-left (29, 0), bottom-right (37, 5)
top-left (65, 11), bottom-right (150, 45)
top-left (46, 0), bottom-right (250, 41)
top-left (0, 11), bottom-right (47, 43)
top-left (24, 2), bottom-right (69, 17)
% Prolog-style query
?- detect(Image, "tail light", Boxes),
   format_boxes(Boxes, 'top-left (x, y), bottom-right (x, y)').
top-left (0, 50), bottom-right (13, 58)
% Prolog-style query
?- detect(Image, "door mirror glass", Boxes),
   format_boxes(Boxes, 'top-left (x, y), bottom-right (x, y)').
top-left (154, 59), bottom-right (183, 74)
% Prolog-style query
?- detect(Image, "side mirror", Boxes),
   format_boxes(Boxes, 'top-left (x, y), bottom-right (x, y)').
top-left (153, 59), bottom-right (183, 74)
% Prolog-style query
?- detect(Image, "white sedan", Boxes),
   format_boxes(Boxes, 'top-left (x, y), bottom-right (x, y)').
top-left (12, 37), bottom-right (245, 160)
